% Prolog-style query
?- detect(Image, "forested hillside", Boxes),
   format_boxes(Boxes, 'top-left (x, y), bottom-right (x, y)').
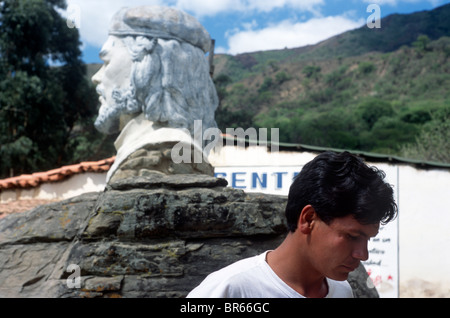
top-left (213, 3), bottom-right (450, 163)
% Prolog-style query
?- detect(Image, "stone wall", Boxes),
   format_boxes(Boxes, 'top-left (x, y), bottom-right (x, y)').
top-left (0, 174), bottom-right (377, 298)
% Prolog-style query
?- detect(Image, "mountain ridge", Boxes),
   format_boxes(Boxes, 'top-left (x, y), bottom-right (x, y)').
top-left (212, 4), bottom-right (450, 162)
top-left (214, 3), bottom-right (450, 80)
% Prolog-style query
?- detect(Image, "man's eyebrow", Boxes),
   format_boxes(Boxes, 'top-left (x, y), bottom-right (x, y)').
top-left (359, 230), bottom-right (379, 238)
top-left (349, 230), bottom-right (379, 239)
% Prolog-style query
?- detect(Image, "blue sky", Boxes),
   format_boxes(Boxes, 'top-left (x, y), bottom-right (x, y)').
top-left (62, 0), bottom-right (450, 64)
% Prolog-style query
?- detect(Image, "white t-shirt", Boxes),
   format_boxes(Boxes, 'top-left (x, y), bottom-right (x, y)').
top-left (187, 251), bottom-right (354, 298)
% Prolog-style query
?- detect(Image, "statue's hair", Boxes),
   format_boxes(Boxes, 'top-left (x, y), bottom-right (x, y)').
top-left (122, 35), bottom-right (218, 140)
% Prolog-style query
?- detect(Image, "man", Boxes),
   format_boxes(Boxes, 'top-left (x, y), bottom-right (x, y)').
top-left (187, 151), bottom-right (397, 298)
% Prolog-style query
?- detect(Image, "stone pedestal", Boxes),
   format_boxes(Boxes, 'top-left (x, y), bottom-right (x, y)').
top-left (109, 142), bottom-right (214, 183)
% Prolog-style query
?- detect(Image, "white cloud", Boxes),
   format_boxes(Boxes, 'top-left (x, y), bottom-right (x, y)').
top-left (215, 46), bottom-right (229, 54)
top-left (225, 16), bottom-right (365, 55)
top-left (174, 0), bottom-right (245, 16)
top-left (362, 0), bottom-right (443, 6)
top-left (63, 0), bottom-right (328, 51)
top-left (362, 0), bottom-right (398, 5)
top-left (65, 0), bottom-right (163, 47)
top-left (245, 0), bottom-right (324, 14)
top-left (174, 0), bottom-right (324, 17)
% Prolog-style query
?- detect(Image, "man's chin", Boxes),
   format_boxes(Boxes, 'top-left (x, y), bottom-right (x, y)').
top-left (327, 267), bottom-right (354, 281)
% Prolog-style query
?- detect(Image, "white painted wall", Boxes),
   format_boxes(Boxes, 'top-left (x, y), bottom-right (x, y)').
top-left (397, 166), bottom-right (450, 296)
top-left (0, 172), bottom-right (107, 203)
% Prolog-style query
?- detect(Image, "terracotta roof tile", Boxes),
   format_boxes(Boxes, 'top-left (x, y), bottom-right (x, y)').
top-left (0, 156), bottom-right (115, 190)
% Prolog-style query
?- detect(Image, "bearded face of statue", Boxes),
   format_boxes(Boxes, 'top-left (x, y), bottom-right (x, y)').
top-left (93, 6), bottom-right (218, 138)
top-left (92, 32), bottom-right (218, 145)
top-left (92, 35), bottom-right (162, 135)
top-left (92, 36), bottom-right (135, 134)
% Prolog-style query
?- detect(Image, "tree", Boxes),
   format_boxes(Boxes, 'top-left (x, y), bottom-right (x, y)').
top-left (359, 99), bottom-right (394, 129)
top-left (302, 65), bottom-right (321, 81)
top-left (412, 34), bottom-right (431, 54)
top-left (358, 61), bottom-right (376, 75)
top-left (401, 106), bottom-right (450, 163)
top-left (0, 0), bottom-right (98, 178)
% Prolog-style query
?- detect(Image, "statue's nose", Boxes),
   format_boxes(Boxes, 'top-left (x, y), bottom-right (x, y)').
top-left (91, 66), bottom-right (103, 86)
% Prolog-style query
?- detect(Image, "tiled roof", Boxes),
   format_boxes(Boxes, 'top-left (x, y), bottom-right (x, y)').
top-left (0, 157), bottom-right (115, 190)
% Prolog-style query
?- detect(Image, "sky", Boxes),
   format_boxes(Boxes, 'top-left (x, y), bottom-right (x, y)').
top-left (61, 0), bottom-right (450, 64)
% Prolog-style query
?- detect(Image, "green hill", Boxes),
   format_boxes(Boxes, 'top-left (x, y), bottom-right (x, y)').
top-left (213, 4), bottom-right (450, 163)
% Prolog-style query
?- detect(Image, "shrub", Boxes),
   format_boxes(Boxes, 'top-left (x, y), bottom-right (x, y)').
top-left (359, 99), bottom-right (394, 129)
top-left (358, 61), bottom-right (376, 75)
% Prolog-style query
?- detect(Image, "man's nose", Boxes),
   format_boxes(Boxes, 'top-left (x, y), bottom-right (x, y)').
top-left (352, 241), bottom-right (369, 261)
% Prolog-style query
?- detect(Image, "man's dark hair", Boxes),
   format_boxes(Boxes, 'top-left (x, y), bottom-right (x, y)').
top-left (285, 151), bottom-right (397, 232)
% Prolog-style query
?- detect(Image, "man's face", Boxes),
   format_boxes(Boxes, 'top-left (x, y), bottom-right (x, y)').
top-left (308, 214), bottom-right (379, 281)
top-left (92, 36), bottom-right (133, 134)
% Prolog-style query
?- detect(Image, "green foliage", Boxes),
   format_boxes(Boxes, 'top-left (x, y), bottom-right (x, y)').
top-left (359, 99), bottom-right (394, 129)
top-left (362, 117), bottom-right (418, 153)
top-left (358, 61), bottom-right (376, 75)
top-left (275, 71), bottom-right (291, 84)
top-left (324, 65), bottom-right (349, 88)
top-left (266, 60), bottom-right (279, 72)
top-left (429, 36), bottom-right (450, 57)
top-left (413, 35), bottom-right (431, 53)
top-left (302, 65), bottom-right (321, 79)
top-left (213, 74), bottom-right (232, 104)
top-left (216, 108), bottom-right (255, 130)
top-left (259, 77), bottom-right (273, 92)
top-left (401, 106), bottom-right (450, 163)
top-left (400, 109), bottom-right (432, 124)
top-left (0, 0), bottom-right (99, 178)
top-left (308, 88), bottom-right (335, 104)
top-left (293, 111), bottom-right (361, 149)
top-left (0, 136), bottom-right (37, 177)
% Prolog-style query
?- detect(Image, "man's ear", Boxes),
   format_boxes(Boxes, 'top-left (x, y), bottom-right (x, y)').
top-left (297, 205), bottom-right (317, 234)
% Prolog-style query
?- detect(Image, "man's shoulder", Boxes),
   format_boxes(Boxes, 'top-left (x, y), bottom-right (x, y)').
top-left (187, 253), bottom-right (267, 298)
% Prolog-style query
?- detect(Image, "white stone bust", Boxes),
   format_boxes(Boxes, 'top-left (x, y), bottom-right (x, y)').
top-left (91, 6), bottom-right (219, 182)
